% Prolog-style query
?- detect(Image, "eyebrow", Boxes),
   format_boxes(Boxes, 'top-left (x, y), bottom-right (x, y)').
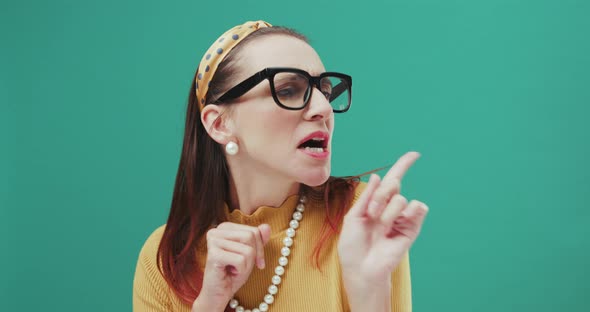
top-left (274, 73), bottom-right (307, 82)
top-left (308, 70), bottom-right (326, 76)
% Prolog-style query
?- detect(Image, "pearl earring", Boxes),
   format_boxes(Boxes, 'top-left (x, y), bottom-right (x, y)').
top-left (225, 141), bottom-right (238, 155)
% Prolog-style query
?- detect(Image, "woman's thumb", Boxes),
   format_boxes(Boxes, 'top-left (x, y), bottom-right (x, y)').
top-left (258, 224), bottom-right (271, 245)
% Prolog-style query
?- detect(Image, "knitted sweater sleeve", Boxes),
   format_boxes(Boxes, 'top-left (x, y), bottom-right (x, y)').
top-left (133, 225), bottom-right (173, 312)
top-left (391, 252), bottom-right (413, 311)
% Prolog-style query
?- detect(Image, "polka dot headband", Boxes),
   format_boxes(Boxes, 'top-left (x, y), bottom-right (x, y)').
top-left (195, 20), bottom-right (272, 112)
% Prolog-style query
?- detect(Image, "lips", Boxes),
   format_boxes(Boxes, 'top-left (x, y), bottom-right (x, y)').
top-left (297, 131), bottom-right (330, 160)
top-left (297, 131), bottom-right (329, 150)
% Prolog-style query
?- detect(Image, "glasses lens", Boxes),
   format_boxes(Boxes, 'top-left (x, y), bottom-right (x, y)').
top-left (321, 76), bottom-right (351, 112)
top-left (273, 72), bottom-right (310, 109)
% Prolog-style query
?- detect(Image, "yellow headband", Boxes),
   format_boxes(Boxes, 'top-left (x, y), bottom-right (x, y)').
top-left (195, 20), bottom-right (272, 111)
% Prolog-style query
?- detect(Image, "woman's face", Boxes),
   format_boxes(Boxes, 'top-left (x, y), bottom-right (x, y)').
top-left (226, 35), bottom-right (334, 187)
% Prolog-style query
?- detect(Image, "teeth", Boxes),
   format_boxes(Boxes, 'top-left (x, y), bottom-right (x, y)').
top-left (304, 147), bottom-right (325, 153)
top-left (311, 137), bottom-right (325, 141)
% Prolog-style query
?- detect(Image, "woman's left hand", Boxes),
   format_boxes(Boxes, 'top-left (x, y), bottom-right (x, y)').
top-left (338, 151), bottom-right (429, 292)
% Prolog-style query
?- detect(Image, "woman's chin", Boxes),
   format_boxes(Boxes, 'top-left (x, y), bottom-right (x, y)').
top-left (299, 166), bottom-right (331, 187)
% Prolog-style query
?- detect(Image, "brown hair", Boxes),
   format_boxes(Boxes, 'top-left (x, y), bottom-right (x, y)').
top-left (156, 26), bottom-right (359, 305)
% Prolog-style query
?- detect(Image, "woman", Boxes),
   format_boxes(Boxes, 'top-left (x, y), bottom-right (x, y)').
top-left (133, 20), bottom-right (428, 312)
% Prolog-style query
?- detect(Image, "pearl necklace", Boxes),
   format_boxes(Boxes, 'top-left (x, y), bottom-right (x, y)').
top-left (228, 195), bottom-right (306, 312)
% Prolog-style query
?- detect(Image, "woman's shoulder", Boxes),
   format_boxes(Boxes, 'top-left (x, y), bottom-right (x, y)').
top-left (137, 224), bottom-right (167, 263)
top-left (133, 225), bottom-right (174, 309)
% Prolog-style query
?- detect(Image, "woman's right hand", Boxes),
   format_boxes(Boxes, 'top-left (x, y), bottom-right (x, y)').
top-left (192, 222), bottom-right (272, 311)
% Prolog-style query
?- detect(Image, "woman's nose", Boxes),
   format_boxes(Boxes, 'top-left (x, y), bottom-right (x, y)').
top-left (304, 87), bottom-right (333, 121)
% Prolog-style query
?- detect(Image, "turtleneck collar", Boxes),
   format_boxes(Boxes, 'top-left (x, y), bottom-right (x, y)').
top-left (223, 193), bottom-right (302, 239)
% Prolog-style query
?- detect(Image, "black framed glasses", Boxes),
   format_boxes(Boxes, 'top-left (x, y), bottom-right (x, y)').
top-left (213, 67), bottom-right (352, 113)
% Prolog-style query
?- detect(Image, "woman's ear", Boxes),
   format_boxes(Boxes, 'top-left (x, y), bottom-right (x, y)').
top-left (201, 104), bottom-right (234, 145)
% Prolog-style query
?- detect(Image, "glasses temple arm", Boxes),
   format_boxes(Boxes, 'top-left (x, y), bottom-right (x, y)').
top-left (215, 70), bottom-right (267, 103)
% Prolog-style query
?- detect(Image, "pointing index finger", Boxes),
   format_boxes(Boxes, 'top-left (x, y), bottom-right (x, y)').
top-left (384, 151), bottom-right (421, 182)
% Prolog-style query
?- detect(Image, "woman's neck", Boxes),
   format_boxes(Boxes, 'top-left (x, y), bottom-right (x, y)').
top-left (227, 165), bottom-right (300, 215)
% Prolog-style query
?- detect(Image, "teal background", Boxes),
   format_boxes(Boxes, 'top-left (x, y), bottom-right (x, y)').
top-left (1, 0), bottom-right (589, 311)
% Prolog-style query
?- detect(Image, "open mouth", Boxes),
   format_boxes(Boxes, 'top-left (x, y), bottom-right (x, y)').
top-left (297, 137), bottom-right (328, 153)
top-left (297, 131), bottom-right (330, 158)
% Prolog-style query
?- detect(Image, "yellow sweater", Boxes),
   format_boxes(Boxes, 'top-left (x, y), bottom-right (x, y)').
top-left (133, 182), bottom-right (412, 311)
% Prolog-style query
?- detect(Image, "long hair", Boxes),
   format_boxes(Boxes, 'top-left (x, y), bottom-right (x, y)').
top-left (157, 26), bottom-right (359, 305)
